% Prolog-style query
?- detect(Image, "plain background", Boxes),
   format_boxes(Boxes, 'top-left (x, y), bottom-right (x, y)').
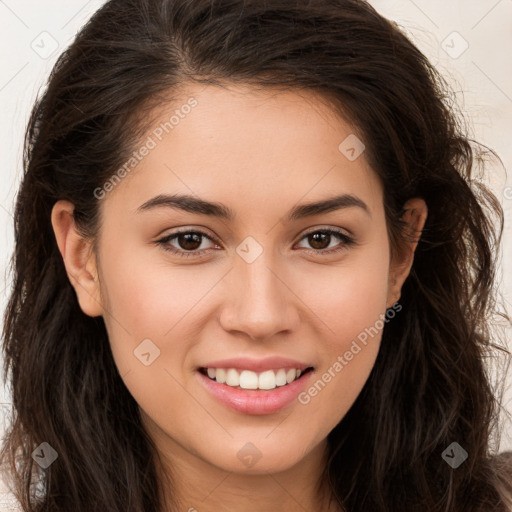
top-left (1, 0), bottom-right (511, 502)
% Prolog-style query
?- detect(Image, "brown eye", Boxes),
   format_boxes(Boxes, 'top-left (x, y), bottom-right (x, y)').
top-left (156, 229), bottom-right (219, 258)
top-left (176, 232), bottom-right (203, 251)
top-left (296, 228), bottom-right (355, 255)
top-left (307, 232), bottom-right (331, 250)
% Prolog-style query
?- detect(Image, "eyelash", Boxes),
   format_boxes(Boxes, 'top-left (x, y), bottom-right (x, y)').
top-left (155, 227), bottom-right (355, 259)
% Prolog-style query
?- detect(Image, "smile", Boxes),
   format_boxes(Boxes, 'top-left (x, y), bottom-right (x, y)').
top-left (200, 367), bottom-right (313, 390)
top-left (197, 361), bottom-right (315, 415)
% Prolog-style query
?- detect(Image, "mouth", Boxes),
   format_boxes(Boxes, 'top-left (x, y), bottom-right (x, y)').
top-left (198, 366), bottom-right (315, 391)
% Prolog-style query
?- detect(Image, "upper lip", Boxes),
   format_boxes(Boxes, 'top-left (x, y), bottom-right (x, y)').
top-left (199, 356), bottom-right (313, 373)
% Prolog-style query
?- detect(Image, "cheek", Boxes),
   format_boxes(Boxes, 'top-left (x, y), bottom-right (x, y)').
top-left (97, 249), bottom-right (206, 431)
top-left (292, 243), bottom-right (390, 433)
top-left (294, 239), bottom-right (391, 346)
top-left (97, 240), bottom-right (204, 374)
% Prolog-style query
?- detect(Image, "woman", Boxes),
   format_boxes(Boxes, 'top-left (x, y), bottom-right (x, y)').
top-left (1, 0), bottom-right (511, 510)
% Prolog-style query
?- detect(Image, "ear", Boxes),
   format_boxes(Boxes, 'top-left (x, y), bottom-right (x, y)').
top-left (386, 197), bottom-right (428, 308)
top-left (51, 200), bottom-right (103, 317)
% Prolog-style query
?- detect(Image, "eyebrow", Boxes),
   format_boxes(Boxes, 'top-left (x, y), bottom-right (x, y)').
top-left (136, 192), bottom-right (371, 221)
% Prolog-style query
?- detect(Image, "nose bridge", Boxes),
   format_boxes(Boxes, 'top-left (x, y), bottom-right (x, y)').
top-left (219, 244), bottom-right (297, 340)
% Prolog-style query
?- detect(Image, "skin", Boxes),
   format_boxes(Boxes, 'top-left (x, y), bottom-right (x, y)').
top-left (51, 83), bottom-right (427, 512)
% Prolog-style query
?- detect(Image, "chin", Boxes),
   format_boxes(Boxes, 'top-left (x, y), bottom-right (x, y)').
top-left (196, 432), bottom-right (322, 475)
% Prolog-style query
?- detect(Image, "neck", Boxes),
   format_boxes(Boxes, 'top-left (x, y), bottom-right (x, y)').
top-left (145, 421), bottom-right (341, 511)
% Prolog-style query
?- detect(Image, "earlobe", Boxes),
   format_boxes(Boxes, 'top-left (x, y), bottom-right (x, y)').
top-left (51, 200), bottom-right (103, 318)
top-left (386, 197), bottom-right (428, 308)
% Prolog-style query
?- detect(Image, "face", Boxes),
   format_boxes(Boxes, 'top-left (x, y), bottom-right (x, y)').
top-left (53, 83), bottom-right (424, 477)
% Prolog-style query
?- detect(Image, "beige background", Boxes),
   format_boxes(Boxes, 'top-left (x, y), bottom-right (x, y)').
top-left (0, 0), bottom-right (511, 504)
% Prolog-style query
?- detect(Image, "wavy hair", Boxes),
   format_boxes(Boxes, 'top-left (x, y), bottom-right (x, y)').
top-left (1, 0), bottom-right (511, 510)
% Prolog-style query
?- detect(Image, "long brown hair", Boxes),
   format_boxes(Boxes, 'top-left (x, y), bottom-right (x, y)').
top-left (1, 1), bottom-right (511, 510)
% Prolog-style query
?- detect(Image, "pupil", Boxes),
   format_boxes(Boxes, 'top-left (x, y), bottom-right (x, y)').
top-left (179, 233), bottom-right (201, 250)
top-left (309, 232), bottom-right (329, 250)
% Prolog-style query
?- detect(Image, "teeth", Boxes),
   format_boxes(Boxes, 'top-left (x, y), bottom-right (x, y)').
top-left (240, 370), bottom-right (259, 389)
top-left (275, 369), bottom-right (287, 386)
top-left (204, 367), bottom-right (307, 389)
top-left (258, 370), bottom-right (276, 390)
top-left (216, 368), bottom-right (226, 384)
top-left (226, 368), bottom-right (240, 387)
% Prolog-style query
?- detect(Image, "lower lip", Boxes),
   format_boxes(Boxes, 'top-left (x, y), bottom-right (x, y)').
top-left (197, 370), bottom-right (313, 415)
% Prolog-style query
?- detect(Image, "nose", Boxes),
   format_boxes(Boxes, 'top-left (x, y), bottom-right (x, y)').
top-left (218, 252), bottom-right (300, 341)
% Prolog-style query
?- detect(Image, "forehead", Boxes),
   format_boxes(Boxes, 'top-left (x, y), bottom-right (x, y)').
top-left (102, 83), bottom-right (383, 221)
